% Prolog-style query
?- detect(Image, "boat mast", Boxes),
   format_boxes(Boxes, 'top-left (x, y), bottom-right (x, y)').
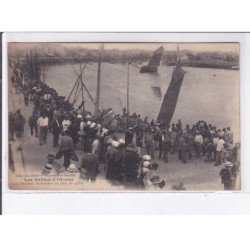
top-left (95, 44), bottom-right (104, 112)
top-left (177, 44), bottom-right (180, 63)
top-left (127, 62), bottom-right (130, 115)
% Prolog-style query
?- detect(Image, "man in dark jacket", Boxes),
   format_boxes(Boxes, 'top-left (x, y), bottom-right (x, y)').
top-left (9, 112), bottom-right (16, 141)
top-left (123, 144), bottom-right (140, 187)
top-left (14, 109), bottom-right (26, 138)
top-left (49, 114), bottom-right (61, 147)
top-left (28, 111), bottom-right (38, 137)
top-left (80, 152), bottom-right (99, 182)
top-left (159, 131), bottom-right (171, 163)
top-left (125, 127), bottom-right (134, 145)
top-left (23, 88), bottom-right (29, 106)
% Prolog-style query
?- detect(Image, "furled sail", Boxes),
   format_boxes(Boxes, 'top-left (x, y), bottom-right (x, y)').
top-left (157, 63), bottom-right (186, 125)
top-left (148, 46), bottom-right (163, 67)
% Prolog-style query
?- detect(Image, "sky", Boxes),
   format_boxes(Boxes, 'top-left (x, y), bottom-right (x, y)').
top-left (62, 42), bottom-right (239, 53)
top-left (8, 42), bottom-right (239, 54)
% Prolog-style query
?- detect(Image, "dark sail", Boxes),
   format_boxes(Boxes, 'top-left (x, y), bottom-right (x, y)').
top-left (148, 46), bottom-right (163, 67)
top-left (140, 46), bottom-right (163, 73)
top-left (157, 64), bottom-right (186, 125)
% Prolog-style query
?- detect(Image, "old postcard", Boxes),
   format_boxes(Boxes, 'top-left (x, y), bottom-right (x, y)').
top-left (7, 41), bottom-right (240, 191)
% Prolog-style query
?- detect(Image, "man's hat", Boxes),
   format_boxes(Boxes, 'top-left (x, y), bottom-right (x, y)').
top-left (150, 175), bottom-right (163, 184)
top-left (142, 155), bottom-right (151, 161)
top-left (225, 161), bottom-right (233, 167)
top-left (112, 141), bottom-right (120, 148)
top-left (67, 163), bottom-right (77, 172)
top-left (118, 138), bottom-right (125, 144)
top-left (90, 122), bottom-right (96, 128)
top-left (142, 161), bottom-right (151, 167)
top-left (107, 138), bottom-right (114, 144)
top-left (43, 163), bottom-right (53, 172)
top-left (142, 166), bottom-right (150, 174)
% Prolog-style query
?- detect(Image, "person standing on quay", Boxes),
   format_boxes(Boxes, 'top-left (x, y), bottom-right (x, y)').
top-left (159, 131), bottom-right (171, 163)
top-left (58, 130), bottom-right (74, 169)
top-left (123, 144), bottom-right (140, 187)
top-left (28, 111), bottom-right (38, 137)
top-left (37, 112), bottom-right (49, 145)
top-left (214, 136), bottom-right (225, 166)
top-left (23, 87), bottom-right (29, 107)
top-left (144, 130), bottom-right (155, 159)
top-left (62, 115), bottom-right (71, 132)
top-left (80, 152), bottom-right (99, 182)
top-left (14, 109), bottom-right (26, 139)
top-left (125, 127), bottom-right (134, 145)
top-left (49, 114), bottom-right (61, 148)
top-left (219, 161), bottom-right (237, 190)
top-left (9, 111), bottom-right (16, 141)
top-left (194, 131), bottom-right (203, 157)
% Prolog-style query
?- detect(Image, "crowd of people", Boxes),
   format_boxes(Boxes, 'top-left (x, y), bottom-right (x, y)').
top-left (9, 66), bottom-right (240, 190)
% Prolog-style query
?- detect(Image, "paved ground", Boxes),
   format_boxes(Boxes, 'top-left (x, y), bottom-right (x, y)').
top-left (9, 83), bottom-right (240, 191)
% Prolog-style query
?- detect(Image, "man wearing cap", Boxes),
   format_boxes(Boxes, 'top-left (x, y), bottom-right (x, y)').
top-left (105, 141), bottom-right (123, 183)
top-left (9, 111), bottom-right (16, 141)
top-left (14, 109), bottom-right (26, 138)
top-left (58, 130), bottom-right (74, 169)
top-left (89, 122), bottom-right (98, 141)
top-left (62, 115), bottom-right (71, 132)
top-left (28, 111), bottom-right (38, 137)
top-left (49, 114), bottom-right (61, 147)
top-left (23, 87), bottom-right (29, 107)
top-left (137, 160), bottom-right (151, 188)
top-left (134, 123), bottom-right (144, 156)
top-left (82, 121), bottom-right (92, 152)
top-left (224, 127), bottom-right (234, 144)
top-left (214, 136), bottom-right (225, 166)
top-left (212, 134), bottom-right (219, 161)
top-left (125, 127), bottom-right (134, 145)
top-left (144, 130), bottom-right (155, 159)
top-left (194, 131), bottom-right (203, 157)
top-left (219, 161), bottom-right (236, 190)
top-left (159, 130), bottom-right (171, 163)
top-left (92, 137), bottom-right (100, 155)
top-left (37, 112), bottom-right (49, 145)
top-left (144, 163), bottom-right (165, 190)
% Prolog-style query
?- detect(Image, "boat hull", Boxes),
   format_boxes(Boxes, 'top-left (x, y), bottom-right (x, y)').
top-left (140, 65), bottom-right (158, 73)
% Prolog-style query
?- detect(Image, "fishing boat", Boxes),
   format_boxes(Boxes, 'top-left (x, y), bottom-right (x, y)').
top-left (66, 44), bottom-right (118, 127)
top-left (140, 46), bottom-right (163, 73)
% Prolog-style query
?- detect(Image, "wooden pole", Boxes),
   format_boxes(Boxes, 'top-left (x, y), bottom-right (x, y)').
top-left (127, 62), bottom-right (129, 115)
top-left (95, 49), bottom-right (101, 111)
top-left (95, 44), bottom-right (103, 112)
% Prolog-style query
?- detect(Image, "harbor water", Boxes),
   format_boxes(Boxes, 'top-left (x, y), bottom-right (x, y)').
top-left (45, 63), bottom-right (240, 141)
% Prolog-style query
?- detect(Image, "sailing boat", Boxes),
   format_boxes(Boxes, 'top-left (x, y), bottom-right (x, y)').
top-left (157, 61), bottom-right (186, 125)
top-left (140, 46), bottom-right (163, 73)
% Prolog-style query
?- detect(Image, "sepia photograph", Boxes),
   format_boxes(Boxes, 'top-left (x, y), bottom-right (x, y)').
top-left (7, 41), bottom-right (240, 191)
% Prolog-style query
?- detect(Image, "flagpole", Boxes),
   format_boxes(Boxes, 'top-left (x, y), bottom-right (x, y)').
top-left (127, 62), bottom-right (130, 115)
